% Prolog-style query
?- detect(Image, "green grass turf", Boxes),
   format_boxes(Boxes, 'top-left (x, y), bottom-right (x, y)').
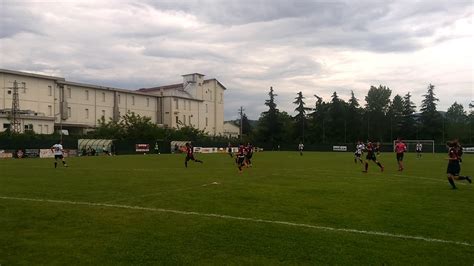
top-left (0, 151), bottom-right (473, 265)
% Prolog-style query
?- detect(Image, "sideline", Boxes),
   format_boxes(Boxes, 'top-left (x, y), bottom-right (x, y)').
top-left (0, 195), bottom-right (471, 247)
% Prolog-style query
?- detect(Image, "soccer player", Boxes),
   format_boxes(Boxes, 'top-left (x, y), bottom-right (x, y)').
top-left (363, 141), bottom-right (384, 173)
top-left (227, 142), bottom-right (233, 158)
top-left (298, 142), bottom-right (304, 156)
top-left (236, 144), bottom-right (246, 173)
top-left (245, 143), bottom-right (254, 167)
top-left (184, 142), bottom-right (203, 168)
top-left (446, 140), bottom-right (471, 189)
top-left (354, 141), bottom-right (364, 164)
top-left (416, 142), bottom-right (422, 158)
top-left (395, 138), bottom-right (407, 171)
top-left (51, 140), bottom-right (68, 168)
top-left (375, 142), bottom-right (381, 156)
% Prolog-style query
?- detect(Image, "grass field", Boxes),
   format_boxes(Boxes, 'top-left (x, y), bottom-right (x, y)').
top-left (1, 151), bottom-right (473, 265)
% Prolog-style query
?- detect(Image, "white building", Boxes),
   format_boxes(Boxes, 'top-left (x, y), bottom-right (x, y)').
top-left (138, 73), bottom-right (226, 135)
top-left (223, 121), bottom-right (240, 138)
top-left (0, 69), bottom-right (226, 135)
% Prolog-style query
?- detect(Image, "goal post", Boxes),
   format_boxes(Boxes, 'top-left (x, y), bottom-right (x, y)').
top-left (393, 140), bottom-right (435, 154)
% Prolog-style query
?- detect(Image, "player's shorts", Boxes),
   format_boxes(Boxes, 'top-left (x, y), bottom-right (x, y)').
top-left (246, 153), bottom-right (253, 159)
top-left (416, 149), bottom-right (422, 153)
top-left (446, 162), bottom-right (460, 175)
top-left (185, 155), bottom-right (195, 161)
top-left (237, 156), bottom-right (245, 165)
top-left (355, 152), bottom-right (361, 157)
top-left (396, 153), bottom-right (404, 161)
top-left (366, 153), bottom-right (376, 161)
top-left (54, 154), bottom-right (64, 160)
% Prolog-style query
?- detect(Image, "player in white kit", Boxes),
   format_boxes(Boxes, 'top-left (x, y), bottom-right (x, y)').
top-left (51, 140), bottom-right (68, 168)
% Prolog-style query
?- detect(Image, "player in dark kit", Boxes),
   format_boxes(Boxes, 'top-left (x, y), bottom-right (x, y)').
top-left (446, 140), bottom-right (471, 189)
top-left (245, 143), bottom-right (253, 167)
top-left (184, 142), bottom-right (203, 168)
top-left (363, 142), bottom-right (384, 173)
top-left (236, 144), bottom-right (246, 173)
top-left (227, 142), bottom-right (233, 158)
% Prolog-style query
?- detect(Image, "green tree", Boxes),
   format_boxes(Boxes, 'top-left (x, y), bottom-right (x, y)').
top-left (445, 102), bottom-right (468, 142)
top-left (293, 91), bottom-right (308, 142)
top-left (346, 90), bottom-right (363, 142)
top-left (327, 92), bottom-right (347, 142)
top-left (388, 94), bottom-right (404, 140)
top-left (401, 92), bottom-right (418, 139)
top-left (241, 113), bottom-right (252, 136)
top-left (419, 84), bottom-right (442, 141)
top-left (256, 87), bottom-right (283, 147)
top-left (308, 95), bottom-right (329, 143)
top-left (364, 85), bottom-right (392, 141)
top-left (94, 116), bottom-right (125, 139)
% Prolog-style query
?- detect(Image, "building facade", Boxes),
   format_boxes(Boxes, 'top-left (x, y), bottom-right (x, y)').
top-left (223, 121), bottom-right (240, 138)
top-left (0, 69), bottom-right (226, 135)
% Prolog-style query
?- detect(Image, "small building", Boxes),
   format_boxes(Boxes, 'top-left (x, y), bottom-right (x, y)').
top-left (223, 121), bottom-right (240, 138)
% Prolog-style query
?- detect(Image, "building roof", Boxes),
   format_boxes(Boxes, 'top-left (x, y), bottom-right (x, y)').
top-left (58, 80), bottom-right (160, 97)
top-left (138, 78), bottom-right (227, 93)
top-left (137, 83), bottom-right (184, 92)
top-left (0, 69), bottom-right (65, 81)
top-left (182, 73), bottom-right (205, 77)
top-left (204, 78), bottom-right (227, 90)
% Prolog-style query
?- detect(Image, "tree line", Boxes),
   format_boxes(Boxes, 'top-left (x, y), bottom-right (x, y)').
top-left (242, 84), bottom-right (473, 145)
top-left (2, 83), bottom-right (471, 147)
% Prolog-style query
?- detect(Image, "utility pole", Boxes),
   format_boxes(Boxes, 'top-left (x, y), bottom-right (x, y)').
top-left (238, 106), bottom-right (244, 141)
top-left (10, 81), bottom-right (23, 133)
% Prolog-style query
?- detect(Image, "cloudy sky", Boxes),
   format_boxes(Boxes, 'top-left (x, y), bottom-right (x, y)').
top-left (1, 0), bottom-right (472, 120)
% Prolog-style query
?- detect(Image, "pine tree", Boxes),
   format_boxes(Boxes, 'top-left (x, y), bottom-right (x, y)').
top-left (420, 84), bottom-right (442, 141)
top-left (293, 91), bottom-right (308, 142)
top-left (401, 92), bottom-right (417, 139)
top-left (256, 87), bottom-right (282, 147)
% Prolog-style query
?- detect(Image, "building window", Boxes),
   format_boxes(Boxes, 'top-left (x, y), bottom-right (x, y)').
top-left (174, 99), bottom-right (179, 109)
top-left (102, 110), bottom-right (105, 118)
top-left (3, 123), bottom-right (10, 129)
top-left (205, 117), bottom-right (208, 126)
top-left (48, 86), bottom-right (52, 96)
top-left (48, 105), bottom-right (52, 116)
top-left (67, 87), bottom-right (71, 98)
top-left (132, 96), bottom-right (135, 105)
top-left (45, 125), bottom-right (49, 134)
top-left (38, 124), bottom-right (43, 134)
top-left (146, 98), bottom-right (149, 107)
top-left (67, 107), bottom-right (71, 117)
top-left (205, 104), bottom-right (208, 113)
top-left (188, 115), bottom-right (192, 125)
top-left (102, 92), bottom-right (106, 102)
top-left (210, 90), bottom-right (212, 100)
top-left (24, 124), bottom-right (33, 131)
top-left (85, 90), bottom-right (89, 100)
top-left (85, 108), bottom-right (89, 119)
top-left (175, 116), bottom-right (179, 124)
top-left (183, 115), bottom-right (186, 125)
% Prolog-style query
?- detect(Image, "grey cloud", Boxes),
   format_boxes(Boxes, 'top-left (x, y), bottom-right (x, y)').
top-left (0, 3), bottom-right (44, 38)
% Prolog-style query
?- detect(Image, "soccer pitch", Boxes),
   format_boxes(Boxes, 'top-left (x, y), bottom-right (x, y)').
top-left (1, 152), bottom-right (473, 265)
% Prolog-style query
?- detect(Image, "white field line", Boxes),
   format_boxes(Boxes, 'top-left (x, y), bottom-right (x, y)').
top-left (0, 195), bottom-right (472, 247)
top-left (103, 182), bottom-right (221, 203)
